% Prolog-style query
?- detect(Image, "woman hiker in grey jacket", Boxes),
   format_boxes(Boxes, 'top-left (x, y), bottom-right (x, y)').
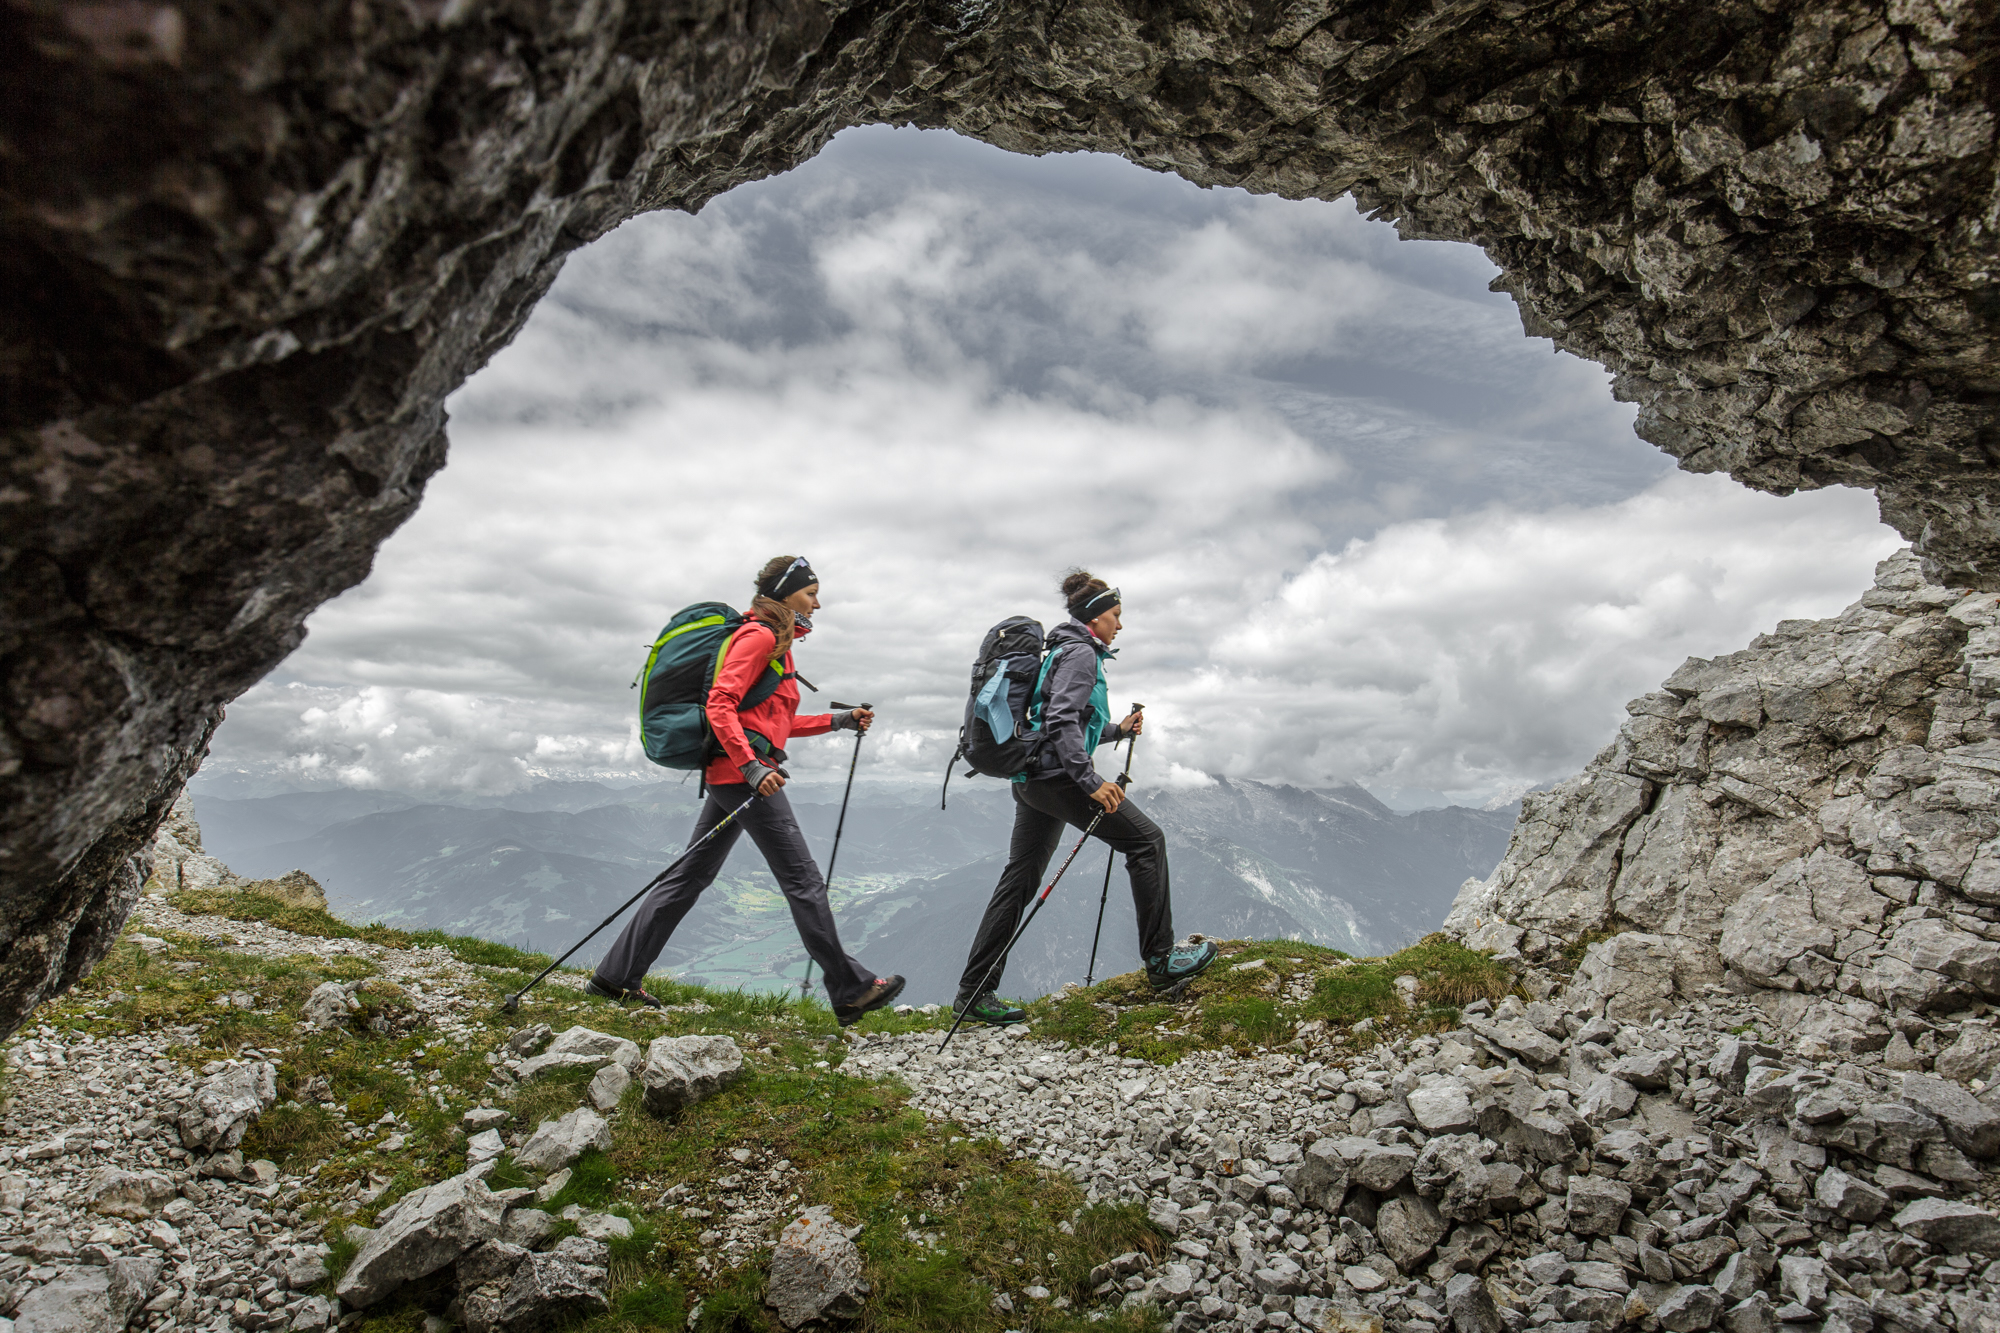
top-left (952, 570), bottom-right (1218, 1026)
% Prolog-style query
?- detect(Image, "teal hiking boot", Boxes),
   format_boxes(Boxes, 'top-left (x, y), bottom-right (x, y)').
top-left (954, 991), bottom-right (1028, 1026)
top-left (1147, 939), bottom-right (1218, 991)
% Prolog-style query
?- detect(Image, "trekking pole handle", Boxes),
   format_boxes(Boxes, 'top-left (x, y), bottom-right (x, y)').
top-left (831, 701), bottom-right (872, 711)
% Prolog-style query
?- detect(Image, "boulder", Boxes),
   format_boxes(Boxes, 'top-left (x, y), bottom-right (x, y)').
top-left (1408, 1080), bottom-right (1478, 1134)
top-left (83, 1168), bottom-right (176, 1220)
top-left (1462, 1015), bottom-right (1561, 1066)
top-left (577, 1213), bottom-right (633, 1241)
top-left (466, 1130), bottom-right (505, 1169)
top-left (1814, 1167), bottom-right (1890, 1223)
top-left (588, 1062), bottom-right (631, 1112)
top-left (505, 1024), bottom-right (553, 1056)
top-left (500, 1208), bottom-right (555, 1251)
top-left (335, 1170), bottom-right (508, 1306)
top-left (1251, 1254), bottom-right (1307, 1296)
top-left (1795, 1101), bottom-right (1945, 1171)
top-left (238, 868), bottom-right (329, 910)
top-left (1373, 1196), bottom-right (1447, 1273)
top-left (175, 1061), bottom-right (277, 1152)
top-left (1657, 1284), bottom-right (1725, 1333)
top-left (642, 1035), bottom-right (746, 1116)
top-left (1607, 1048), bottom-right (1675, 1091)
top-left (302, 981), bottom-right (360, 1030)
top-left (522, 1026), bottom-right (641, 1076)
top-left (515, 1108), bottom-right (613, 1176)
top-left (766, 1206), bottom-right (869, 1329)
top-left (1568, 933), bottom-right (1677, 1024)
top-left (13, 1267), bottom-right (112, 1332)
top-left (1900, 1073), bottom-right (2000, 1158)
top-left (13, 1259), bottom-right (157, 1331)
top-left (278, 1248), bottom-right (331, 1289)
top-left (464, 1247), bottom-right (609, 1333)
top-left (1578, 1075), bottom-right (1639, 1124)
top-left (456, 1239), bottom-right (530, 1290)
top-left (107, 1256), bottom-right (161, 1328)
top-left (1565, 1176), bottom-right (1632, 1237)
top-left (1893, 1198), bottom-right (2000, 1254)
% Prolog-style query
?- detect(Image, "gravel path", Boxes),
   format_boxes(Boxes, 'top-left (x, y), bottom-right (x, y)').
top-left (851, 986), bottom-right (2000, 1333)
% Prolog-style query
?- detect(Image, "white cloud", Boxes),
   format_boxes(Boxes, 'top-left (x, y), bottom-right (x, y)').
top-left (200, 127), bottom-right (1901, 805)
top-left (1160, 472), bottom-right (1899, 799)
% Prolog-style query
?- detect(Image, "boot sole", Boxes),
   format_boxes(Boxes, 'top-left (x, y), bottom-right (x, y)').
top-left (837, 975), bottom-right (907, 1027)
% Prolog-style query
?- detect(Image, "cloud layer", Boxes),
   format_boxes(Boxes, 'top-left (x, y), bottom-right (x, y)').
top-left (202, 127), bottom-right (1899, 806)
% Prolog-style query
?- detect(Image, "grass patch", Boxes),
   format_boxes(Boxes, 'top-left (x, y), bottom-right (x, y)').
top-left (544, 1147), bottom-right (620, 1212)
top-left (1023, 934), bottom-right (1516, 1063)
top-left (1558, 928), bottom-right (1619, 973)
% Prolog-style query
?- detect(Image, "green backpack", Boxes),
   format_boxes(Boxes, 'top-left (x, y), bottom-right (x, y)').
top-left (635, 603), bottom-right (789, 769)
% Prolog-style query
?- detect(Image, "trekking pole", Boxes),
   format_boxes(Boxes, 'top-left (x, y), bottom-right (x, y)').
top-left (801, 702), bottom-right (869, 1000)
top-left (1084, 703), bottom-right (1143, 987)
top-left (936, 777), bottom-right (1129, 1054)
top-left (501, 788), bottom-right (763, 1014)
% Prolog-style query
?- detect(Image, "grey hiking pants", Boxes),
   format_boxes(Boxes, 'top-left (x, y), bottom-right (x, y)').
top-left (955, 777), bottom-right (1174, 1004)
top-left (592, 783), bottom-right (878, 1007)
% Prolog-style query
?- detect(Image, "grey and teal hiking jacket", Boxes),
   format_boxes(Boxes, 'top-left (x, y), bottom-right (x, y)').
top-left (1024, 618), bottom-right (1120, 793)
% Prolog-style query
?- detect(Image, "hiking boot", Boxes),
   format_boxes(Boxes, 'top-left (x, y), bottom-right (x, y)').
top-left (954, 991), bottom-right (1027, 1026)
top-left (835, 975), bottom-right (906, 1028)
top-left (585, 977), bottom-right (664, 1010)
top-left (1146, 939), bottom-right (1219, 991)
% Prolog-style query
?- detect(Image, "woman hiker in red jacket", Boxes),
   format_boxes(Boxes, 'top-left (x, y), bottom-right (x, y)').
top-left (588, 555), bottom-right (906, 1025)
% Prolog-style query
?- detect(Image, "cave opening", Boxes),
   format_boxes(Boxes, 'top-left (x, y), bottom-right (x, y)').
top-left (195, 125), bottom-right (1897, 817)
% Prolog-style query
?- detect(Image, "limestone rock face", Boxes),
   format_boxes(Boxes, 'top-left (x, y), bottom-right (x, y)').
top-left (4, 0), bottom-right (1997, 1039)
top-left (1449, 550), bottom-right (2000, 1046)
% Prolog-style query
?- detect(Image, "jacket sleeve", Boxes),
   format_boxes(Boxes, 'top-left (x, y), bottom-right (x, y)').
top-left (1041, 647), bottom-right (1106, 792)
top-left (706, 624), bottom-right (778, 772)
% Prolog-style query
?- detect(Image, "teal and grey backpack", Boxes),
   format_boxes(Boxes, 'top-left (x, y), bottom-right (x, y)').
top-left (635, 603), bottom-right (789, 769)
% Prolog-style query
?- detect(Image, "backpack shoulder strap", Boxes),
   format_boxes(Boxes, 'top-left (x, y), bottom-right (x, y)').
top-left (1026, 642), bottom-right (1067, 731)
top-left (711, 623), bottom-right (790, 710)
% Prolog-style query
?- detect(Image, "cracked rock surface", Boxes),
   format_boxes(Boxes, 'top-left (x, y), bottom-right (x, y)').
top-left (5, 0), bottom-right (1998, 1039)
top-left (1449, 547), bottom-right (2000, 1060)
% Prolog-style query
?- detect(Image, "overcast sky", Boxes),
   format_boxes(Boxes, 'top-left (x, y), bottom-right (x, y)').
top-left (201, 126), bottom-right (1900, 809)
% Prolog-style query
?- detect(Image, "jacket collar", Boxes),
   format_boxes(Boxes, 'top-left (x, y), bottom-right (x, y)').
top-left (1053, 617), bottom-right (1115, 658)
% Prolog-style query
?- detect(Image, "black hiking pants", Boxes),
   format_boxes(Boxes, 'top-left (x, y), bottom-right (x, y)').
top-left (592, 783), bottom-right (878, 1007)
top-left (954, 777), bottom-right (1174, 1004)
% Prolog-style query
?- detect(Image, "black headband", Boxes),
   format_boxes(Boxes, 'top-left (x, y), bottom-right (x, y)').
top-left (760, 556), bottom-right (818, 603)
top-left (1071, 585), bottom-right (1121, 620)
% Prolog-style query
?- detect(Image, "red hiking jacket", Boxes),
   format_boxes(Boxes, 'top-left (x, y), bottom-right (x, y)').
top-left (703, 614), bottom-right (832, 787)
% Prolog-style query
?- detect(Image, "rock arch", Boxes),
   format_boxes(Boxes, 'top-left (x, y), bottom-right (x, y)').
top-left (2, 0), bottom-right (1995, 1033)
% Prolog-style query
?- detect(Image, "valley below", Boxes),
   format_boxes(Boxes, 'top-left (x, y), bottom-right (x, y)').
top-left (192, 777), bottom-right (1517, 1006)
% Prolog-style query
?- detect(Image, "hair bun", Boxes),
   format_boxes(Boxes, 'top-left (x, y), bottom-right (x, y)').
top-left (1060, 568), bottom-right (1099, 600)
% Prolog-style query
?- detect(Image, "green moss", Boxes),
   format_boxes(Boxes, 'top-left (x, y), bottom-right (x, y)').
top-left (1305, 962), bottom-right (1401, 1024)
top-left (543, 1147), bottom-right (621, 1211)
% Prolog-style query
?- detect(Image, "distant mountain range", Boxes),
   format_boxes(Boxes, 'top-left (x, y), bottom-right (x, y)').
top-left (194, 777), bottom-right (1517, 1005)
